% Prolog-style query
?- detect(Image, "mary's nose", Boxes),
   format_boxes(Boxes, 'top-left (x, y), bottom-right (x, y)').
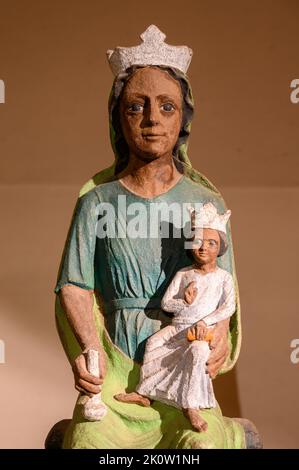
top-left (144, 101), bottom-right (160, 126)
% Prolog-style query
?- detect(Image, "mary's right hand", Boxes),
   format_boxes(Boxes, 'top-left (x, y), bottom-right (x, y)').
top-left (72, 349), bottom-right (106, 397)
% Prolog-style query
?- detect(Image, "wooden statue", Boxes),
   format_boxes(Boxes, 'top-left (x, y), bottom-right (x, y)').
top-left (49, 25), bottom-right (261, 449)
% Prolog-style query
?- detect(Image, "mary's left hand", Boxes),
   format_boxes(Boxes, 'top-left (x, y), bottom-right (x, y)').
top-left (206, 318), bottom-right (230, 379)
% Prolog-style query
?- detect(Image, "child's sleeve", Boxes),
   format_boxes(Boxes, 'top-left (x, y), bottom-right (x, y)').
top-left (161, 270), bottom-right (188, 315)
top-left (203, 272), bottom-right (236, 326)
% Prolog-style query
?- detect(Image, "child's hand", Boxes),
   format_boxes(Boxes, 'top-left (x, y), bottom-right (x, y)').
top-left (188, 320), bottom-right (208, 341)
top-left (184, 281), bottom-right (198, 305)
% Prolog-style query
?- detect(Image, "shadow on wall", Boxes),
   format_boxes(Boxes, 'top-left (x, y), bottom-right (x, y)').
top-left (214, 368), bottom-right (242, 418)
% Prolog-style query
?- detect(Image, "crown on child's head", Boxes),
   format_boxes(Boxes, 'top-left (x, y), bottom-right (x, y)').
top-left (188, 202), bottom-right (231, 235)
top-left (106, 25), bottom-right (193, 77)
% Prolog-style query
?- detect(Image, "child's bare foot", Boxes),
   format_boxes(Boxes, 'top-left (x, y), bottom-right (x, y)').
top-left (183, 408), bottom-right (208, 432)
top-left (114, 392), bottom-right (151, 407)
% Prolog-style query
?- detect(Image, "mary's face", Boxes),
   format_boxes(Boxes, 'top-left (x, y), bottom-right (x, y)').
top-left (119, 67), bottom-right (183, 160)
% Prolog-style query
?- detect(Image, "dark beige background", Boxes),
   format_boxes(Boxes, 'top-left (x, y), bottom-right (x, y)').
top-left (0, 0), bottom-right (298, 448)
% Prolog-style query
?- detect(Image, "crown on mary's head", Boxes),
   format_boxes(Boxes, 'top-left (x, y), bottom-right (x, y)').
top-left (107, 25), bottom-right (193, 76)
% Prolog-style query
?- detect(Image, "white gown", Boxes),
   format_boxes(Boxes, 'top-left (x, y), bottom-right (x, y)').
top-left (136, 265), bottom-right (236, 409)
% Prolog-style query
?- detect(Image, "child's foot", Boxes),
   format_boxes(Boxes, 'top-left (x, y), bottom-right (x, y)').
top-left (114, 392), bottom-right (151, 407)
top-left (183, 408), bottom-right (208, 432)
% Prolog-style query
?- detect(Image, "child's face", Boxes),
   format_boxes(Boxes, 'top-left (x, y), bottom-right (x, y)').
top-left (191, 228), bottom-right (220, 265)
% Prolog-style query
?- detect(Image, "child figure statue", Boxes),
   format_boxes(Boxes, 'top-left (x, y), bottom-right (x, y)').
top-left (114, 202), bottom-right (235, 432)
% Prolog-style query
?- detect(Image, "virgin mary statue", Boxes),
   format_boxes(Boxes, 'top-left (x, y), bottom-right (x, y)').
top-left (52, 25), bottom-right (250, 449)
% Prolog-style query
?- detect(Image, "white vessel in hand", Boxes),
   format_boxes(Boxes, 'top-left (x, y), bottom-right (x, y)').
top-left (82, 349), bottom-right (107, 421)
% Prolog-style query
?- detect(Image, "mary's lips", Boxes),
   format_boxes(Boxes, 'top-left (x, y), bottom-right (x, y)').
top-left (142, 134), bottom-right (163, 137)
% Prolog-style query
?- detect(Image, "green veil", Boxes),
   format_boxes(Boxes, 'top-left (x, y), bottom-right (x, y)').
top-left (54, 66), bottom-right (244, 448)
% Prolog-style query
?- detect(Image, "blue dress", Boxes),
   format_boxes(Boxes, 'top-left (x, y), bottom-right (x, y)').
top-left (55, 174), bottom-right (232, 362)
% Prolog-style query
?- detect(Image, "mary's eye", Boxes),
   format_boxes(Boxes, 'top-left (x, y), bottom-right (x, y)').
top-left (129, 103), bottom-right (144, 112)
top-left (161, 103), bottom-right (175, 112)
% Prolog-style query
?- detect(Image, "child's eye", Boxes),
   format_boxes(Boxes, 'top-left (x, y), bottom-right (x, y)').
top-left (161, 103), bottom-right (175, 112)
